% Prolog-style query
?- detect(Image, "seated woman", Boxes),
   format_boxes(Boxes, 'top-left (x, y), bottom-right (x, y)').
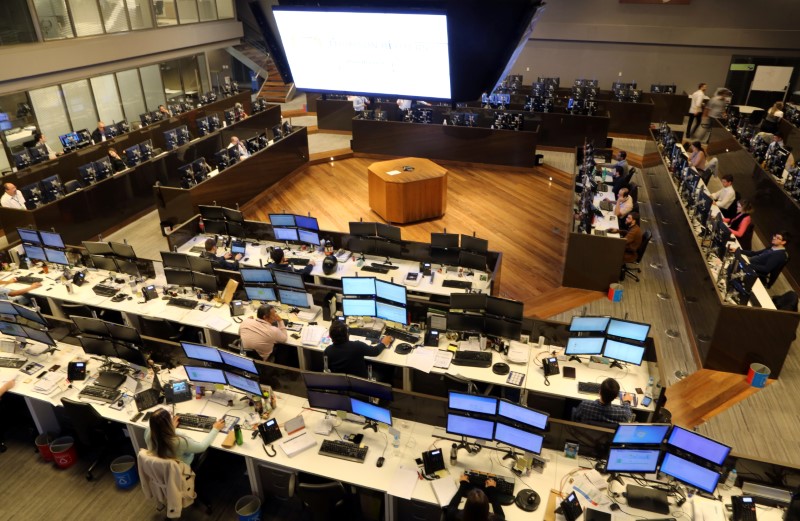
top-left (723, 200), bottom-right (754, 250)
top-left (447, 474), bottom-right (505, 521)
top-left (145, 408), bottom-right (224, 466)
top-left (761, 101), bottom-right (784, 133)
top-left (688, 141), bottom-right (707, 171)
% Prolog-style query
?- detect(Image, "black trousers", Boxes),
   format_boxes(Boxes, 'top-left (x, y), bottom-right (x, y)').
top-left (686, 112), bottom-right (701, 139)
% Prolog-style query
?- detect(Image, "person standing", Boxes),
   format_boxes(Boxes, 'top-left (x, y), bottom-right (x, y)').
top-left (687, 83), bottom-right (707, 139)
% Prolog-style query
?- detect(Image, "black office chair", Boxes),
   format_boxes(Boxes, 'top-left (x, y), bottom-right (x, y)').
top-left (139, 316), bottom-right (189, 342)
top-left (622, 229), bottom-right (652, 282)
top-left (64, 180), bottom-right (82, 194)
top-left (720, 191), bottom-right (740, 220)
top-left (259, 464), bottom-right (297, 503)
top-left (739, 223), bottom-right (755, 251)
top-left (61, 303), bottom-right (94, 319)
top-left (628, 182), bottom-right (640, 210)
top-left (397, 499), bottom-right (444, 521)
top-left (764, 251), bottom-right (790, 289)
top-left (296, 481), bottom-right (349, 521)
top-left (60, 398), bottom-right (118, 480)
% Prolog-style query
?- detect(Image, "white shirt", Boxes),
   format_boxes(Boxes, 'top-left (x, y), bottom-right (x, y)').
top-left (689, 89), bottom-right (706, 114)
top-left (713, 185), bottom-right (735, 209)
top-left (397, 99), bottom-right (412, 110)
top-left (350, 96), bottom-right (368, 111)
top-left (1, 191), bottom-right (26, 209)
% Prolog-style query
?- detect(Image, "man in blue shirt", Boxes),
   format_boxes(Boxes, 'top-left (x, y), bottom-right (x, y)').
top-left (742, 231), bottom-right (790, 282)
top-left (200, 238), bottom-right (241, 270)
top-left (572, 378), bottom-right (634, 424)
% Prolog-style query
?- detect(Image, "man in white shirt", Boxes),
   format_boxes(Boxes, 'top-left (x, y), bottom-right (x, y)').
top-left (228, 136), bottom-right (250, 159)
top-left (349, 95), bottom-right (369, 112)
top-left (712, 174), bottom-right (736, 218)
top-left (396, 99), bottom-right (412, 111)
top-left (1, 183), bottom-right (26, 209)
top-left (239, 305), bottom-right (288, 361)
top-left (33, 131), bottom-right (59, 160)
top-left (687, 83), bottom-right (707, 139)
top-left (613, 187), bottom-right (634, 221)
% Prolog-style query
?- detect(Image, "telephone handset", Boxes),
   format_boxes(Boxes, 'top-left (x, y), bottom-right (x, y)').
top-left (543, 357), bottom-right (560, 377)
top-left (142, 284), bottom-right (159, 301)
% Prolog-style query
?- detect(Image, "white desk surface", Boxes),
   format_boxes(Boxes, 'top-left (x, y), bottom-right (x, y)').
top-left (591, 189), bottom-right (622, 237)
top-left (734, 105), bottom-right (763, 115)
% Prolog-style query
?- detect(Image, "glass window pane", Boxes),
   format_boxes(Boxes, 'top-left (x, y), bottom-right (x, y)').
top-left (140, 64), bottom-right (166, 111)
top-left (161, 59), bottom-right (184, 102)
top-left (197, 0), bottom-right (216, 21)
top-left (126, 0), bottom-right (153, 29)
top-left (0, 0), bottom-right (38, 45)
top-left (68, 0), bottom-right (104, 37)
top-left (215, 0), bottom-right (233, 19)
top-left (99, 0), bottom-right (129, 33)
top-left (179, 56), bottom-right (201, 101)
top-left (33, 0), bottom-right (74, 40)
top-left (2, 92), bottom-right (38, 162)
top-left (176, 0), bottom-right (199, 24)
top-left (29, 86), bottom-right (72, 154)
top-left (116, 69), bottom-right (146, 123)
top-left (197, 53), bottom-right (210, 95)
top-left (91, 74), bottom-right (124, 125)
top-left (152, 0), bottom-right (177, 26)
top-left (62, 79), bottom-right (98, 133)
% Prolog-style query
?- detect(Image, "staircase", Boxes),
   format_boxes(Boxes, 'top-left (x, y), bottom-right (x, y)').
top-left (225, 42), bottom-right (296, 103)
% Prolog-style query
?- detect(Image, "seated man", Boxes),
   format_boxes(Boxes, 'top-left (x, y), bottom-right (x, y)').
top-left (0, 278), bottom-right (42, 306)
top-left (572, 377), bottom-right (634, 424)
top-left (200, 237), bottom-right (241, 270)
top-left (227, 136), bottom-right (250, 159)
top-left (610, 165), bottom-right (629, 197)
top-left (613, 187), bottom-right (634, 223)
top-left (1, 183), bottom-right (26, 209)
top-left (611, 212), bottom-right (643, 262)
top-left (268, 247), bottom-right (315, 278)
top-left (91, 121), bottom-right (108, 144)
top-left (612, 150), bottom-right (628, 172)
top-left (742, 231), bottom-right (790, 282)
top-left (323, 321), bottom-right (393, 379)
top-left (239, 305), bottom-right (287, 361)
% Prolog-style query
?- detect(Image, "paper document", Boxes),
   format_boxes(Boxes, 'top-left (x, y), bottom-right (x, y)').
top-left (507, 341), bottom-right (529, 364)
top-left (431, 476), bottom-right (458, 507)
top-left (387, 467), bottom-right (419, 500)
top-left (433, 350), bottom-right (453, 369)
top-left (206, 316), bottom-right (231, 332)
top-left (406, 348), bottom-right (436, 373)
top-left (301, 325), bottom-right (326, 346)
top-left (386, 170), bottom-right (402, 175)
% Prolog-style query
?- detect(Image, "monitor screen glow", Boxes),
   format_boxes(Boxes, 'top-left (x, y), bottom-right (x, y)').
top-left (446, 413), bottom-right (494, 440)
top-left (23, 244), bottom-right (47, 262)
top-left (603, 338), bottom-right (646, 366)
top-left (565, 336), bottom-right (605, 356)
top-left (278, 288), bottom-right (311, 309)
top-left (497, 400), bottom-right (548, 430)
top-left (606, 448), bottom-right (661, 473)
top-left (295, 215), bottom-right (319, 230)
top-left (241, 269), bottom-right (274, 284)
top-left (274, 270), bottom-right (305, 290)
top-left (569, 316), bottom-right (610, 333)
top-left (342, 298), bottom-right (376, 317)
top-left (448, 392), bottom-right (497, 415)
top-left (376, 280), bottom-right (407, 305)
top-left (274, 227), bottom-right (299, 242)
top-left (494, 422), bottom-right (544, 454)
top-left (659, 453), bottom-right (722, 494)
top-left (273, 8), bottom-right (452, 100)
top-left (244, 286), bottom-right (277, 302)
top-left (18, 229), bottom-right (41, 244)
top-left (342, 277), bottom-right (376, 296)
top-left (224, 371), bottom-right (262, 395)
top-left (220, 350), bottom-right (259, 375)
top-left (667, 426), bottom-right (731, 465)
top-left (181, 342), bottom-right (222, 363)
top-left (612, 424), bottom-right (670, 445)
top-left (270, 214), bottom-right (296, 227)
top-left (350, 397), bottom-right (392, 425)
top-left (185, 366), bottom-right (227, 385)
top-left (376, 301), bottom-right (407, 325)
top-left (607, 319), bottom-right (650, 342)
top-left (298, 229), bottom-right (320, 245)
top-left (44, 248), bottom-right (69, 265)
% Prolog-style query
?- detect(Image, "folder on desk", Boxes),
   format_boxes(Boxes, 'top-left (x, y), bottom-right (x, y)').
top-left (431, 477), bottom-right (458, 507)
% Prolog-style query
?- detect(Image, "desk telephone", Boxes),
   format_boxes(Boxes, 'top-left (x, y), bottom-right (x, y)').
top-left (558, 492), bottom-right (583, 521)
top-left (543, 357), bottom-right (560, 377)
top-left (732, 496), bottom-right (757, 521)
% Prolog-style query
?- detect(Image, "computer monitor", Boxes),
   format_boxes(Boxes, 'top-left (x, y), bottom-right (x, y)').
top-left (223, 208), bottom-right (244, 223)
top-left (139, 139), bottom-right (154, 160)
top-left (113, 343), bottom-right (148, 366)
top-left (164, 129), bottom-right (178, 150)
top-left (347, 375), bottom-right (393, 401)
top-left (350, 397), bottom-right (392, 425)
top-left (376, 301), bottom-right (407, 325)
top-left (431, 247), bottom-right (460, 266)
top-left (244, 285), bottom-right (277, 302)
top-left (28, 144), bottom-right (48, 164)
top-left (298, 229), bottom-right (320, 246)
top-left (224, 371), bottom-right (263, 395)
top-left (240, 269), bottom-right (274, 284)
top-left (0, 301), bottom-right (16, 316)
top-left (274, 270), bottom-right (305, 290)
top-left (448, 391), bottom-right (497, 415)
top-left (226, 221), bottom-right (246, 239)
top-left (115, 258), bottom-right (140, 277)
top-left (199, 205), bottom-right (225, 220)
top-left (193, 272), bottom-right (218, 294)
top-left (164, 268), bottom-right (193, 287)
top-left (278, 288), bottom-right (311, 309)
top-left (270, 214), bottom-right (296, 227)
top-left (606, 448), bottom-right (661, 473)
top-left (565, 336), bottom-right (605, 356)
top-left (12, 303), bottom-right (47, 326)
top-left (449, 293), bottom-right (487, 311)
top-left (161, 251), bottom-right (190, 269)
top-left (181, 341), bottom-right (222, 363)
top-left (666, 426), bottom-right (731, 466)
top-left (612, 424), bottom-right (671, 445)
top-left (374, 240), bottom-right (402, 258)
top-left (83, 241), bottom-right (113, 256)
top-left (59, 132), bottom-right (79, 149)
top-left (71, 316), bottom-right (109, 336)
top-left (90, 255), bottom-right (118, 271)
top-left (38, 230), bottom-right (64, 249)
top-left (39, 175), bottom-right (62, 202)
top-left (461, 234), bottom-right (488, 253)
top-left (12, 150), bottom-right (31, 170)
top-left (214, 148), bottom-right (231, 170)
top-left (177, 164), bottom-right (194, 185)
top-left (184, 365), bottom-right (227, 385)
top-left (497, 399), bottom-right (548, 430)
top-left (659, 452), bottom-right (722, 494)
top-left (220, 350), bottom-right (259, 375)
top-left (446, 413), bottom-right (495, 440)
top-left (342, 277), bottom-right (376, 296)
top-left (273, 227), bottom-right (299, 242)
top-left (376, 223), bottom-right (401, 242)
top-left (486, 296), bottom-right (523, 320)
top-left (17, 228), bottom-right (41, 244)
top-left (203, 219), bottom-right (227, 235)
top-left (106, 322), bottom-right (141, 345)
top-left (79, 336), bottom-right (118, 358)
top-left (602, 338), bottom-right (646, 366)
top-left (44, 248), bottom-right (69, 265)
top-left (431, 232), bottom-right (459, 248)
top-left (188, 256), bottom-right (214, 275)
top-left (606, 318), bottom-right (650, 343)
top-left (307, 390), bottom-right (352, 412)
top-left (224, 108), bottom-right (235, 126)
top-left (375, 280), bottom-right (406, 305)
top-left (569, 316), bottom-right (611, 333)
top-left (349, 221), bottom-right (376, 237)
top-left (484, 316), bottom-right (522, 340)
top-left (446, 312), bottom-right (484, 333)
top-left (78, 162), bottom-right (97, 184)
top-left (245, 136), bottom-right (260, 154)
top-left (459, 251), bottom-right (487, 271)
top-left (303, 372), bottom-right (350, 391)
top-left (342, 298), bottom-right (376, 318)
top-left (20, 325), bottom-right (55, 347)
top-left (0, 320), bottom-right (26, 338)
top-left (196, 116), bottom-right (210, 136)
top-left (295, 215), bottom-right (319, 230)
top-left (124, 144), bottom-right (141, 166)
top-left (271, 124), bottom-right (283, 141)
top-left (176, 125), bottom-right (190, 144)
top-left (23, 244), bottom-right (47, 262)
top-left (494, 422), bottom-right (544, 454)
top-left (109, 241), bottom-right (136, 258)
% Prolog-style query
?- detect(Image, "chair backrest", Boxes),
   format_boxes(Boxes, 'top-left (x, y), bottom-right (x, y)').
top-left (64, 180), bottom-right (81, 194)
top-left (765, 251), bottom-right (790, 288)
top-left (258, 465), bottom-right (296, 501)
top-left (739, 223), bottom-right (755, 251)
top-left (636, 229), bottom-right (653, 262)
top-left (296, 481), bottom-right (347, 521)
top-left (61, 397), bottom-right (105, 445)
top-left (140, 316), bottom-right (181, 340)
top-left (628, 182), bottom-right (639, 205)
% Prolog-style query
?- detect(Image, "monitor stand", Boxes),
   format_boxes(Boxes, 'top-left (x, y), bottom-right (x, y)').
top-left (362, 419), bottom-right (379, 433)
top-left (609, 360), bottom-right (625, 370)
top-left (568, 355), bottom-right (583, 363)
top-left (625, 484), bottom-right (670, 514)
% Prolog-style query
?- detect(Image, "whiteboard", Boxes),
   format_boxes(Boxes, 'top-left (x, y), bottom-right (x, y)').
top-left (751, 66), bottom-right (793, 92)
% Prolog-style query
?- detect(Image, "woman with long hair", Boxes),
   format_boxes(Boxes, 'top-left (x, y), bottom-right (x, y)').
top-left (724, 199), bottom-right (754, 249)
top-left (761, 101), bottom-right (784, 133)
top-left (447, 475), bottom-right (505, 521)
top-left (145, 408), bottom-right (224, 465)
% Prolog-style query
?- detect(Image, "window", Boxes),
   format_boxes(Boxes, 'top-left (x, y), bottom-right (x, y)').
top-left (33, 0), bottom-right (74, 40)
top-left (140, 64), bottom-right (166, 111)
top-left (152, 0), bottom-right (177, 26)
top-left (91, 74), bottom-right (125, 125)
top-left (29, 86), bottom-right (72, 153)
top-left (197, 0), bottom-right (217, 21)
top-left (127, 0), bottom-right (153, 29)
top-left (69, 0), bottom-right (105, 37)
top-left (99, 0), bottom-right (130, 33)
top-left (216, 0), bottom-right (233, 19)
top-left (176, 0), bottom-right (199, 24)
top-left (62, 79), bottom-right (99, 133)
top-left (116, 69), bottom-right (146, 122)
top-left (0, 0), bottom-right (38, 45)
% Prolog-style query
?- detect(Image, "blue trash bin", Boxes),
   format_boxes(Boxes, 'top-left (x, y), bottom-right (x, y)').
top-left (235, 495), bottom-right (262, 521)
top-left (110, 455), bottom-right (139, 489)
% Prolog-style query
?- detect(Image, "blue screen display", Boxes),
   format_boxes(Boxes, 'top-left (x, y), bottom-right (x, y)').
top-left (181, 342), bottom-right (222, 363)
top-left (449, 392), bottom-right (497, 415)
top-left (446, 414), bottom-right (494, 440)
top-left (17, 229), bottom-right (41, 244)
top-left (44, 248), bottom-right (69, 265)
top-left (295, 215), bottom-right (318, 230)
top-left (603, 338), bottom-right (645, 365)
top-left (220, 350), bottom-right (258, 374)
top-left (667, 426), bottom-right (731, 465)
top-left (497, 400), bottom-right (548, 430)
top-left (184, 366), bottom-right (226, 384)
top-left (660, 453), bottom-right (722, 494)
top-left (342, 298), bottom-right (376, 317)
top-left (274, 227), bottom-right (299, 241)
top-left (350, 397), bottom-right (392, 425)
top-left (224, 371), bottom-right (262, 395)
top-left (565, 336), bottom-right (605, 355)
top-left (342, 277), bottom-right (376, 296)
top-left (494, 423), bottom-right (544, 454)
top-left (606, 448), bottom-right (661, 473)
top-left (244, 286), bottom-right (277, 302)
top-left (23, 245), bottom-right (47, 261)
top-left (569, 316), bottom-right (610, 332)
top-left (612, 424), bottom-right (670, 445)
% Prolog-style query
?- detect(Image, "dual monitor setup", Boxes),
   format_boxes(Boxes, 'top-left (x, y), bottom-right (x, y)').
top-left (78, 157), bottom-right (114, 185)
top-left (123, 139), bottom-right (156, 167)
top-left (163, 125), bottom-right (193, 151)
top-left (240, 267), bottom-right (311, 311)
top-left (199, 204), bottom-right (247, 240)
top-left (177, 158), bottom-right (211, 189)
top-left (342, 276), bottom-right (408, 326)
top-left (74, 316), bottom-right (149, 387)
top-left (270, 212), bottom-right (321, 246)
top-left (605, 423), bottom-right (731, 497)
top-left (160, 251), bottom-right (217, 295)
top-left (58, 128), bottom-right (95, 153)
top-left (17, 174), bottom-right (67, 209)
top-left (303, 371), bottom-right (394, 429)
top-left (446, 293), bottom-right (524, 341)
top-left (18, 228), bottom-right (69, 267)
top-left (181, 341), bottom-right (263, 397)
top-left (0, 301), bottom-right (54, 348)
top-left (82, 240), bottom-right (140, 278)
top-left (566, 316), bottom-right (651, 368)
top-left (430, 231), bottom-right (489, 271)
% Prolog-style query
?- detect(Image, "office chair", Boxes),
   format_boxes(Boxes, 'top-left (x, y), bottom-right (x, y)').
top-left (60, 398), bottom-right (118, 480)
top-left (720, 191), bottom-right (740, 220)
top-left (137, 448), bottom-right (197, 519)
top-left (139, 317), bottom-right (189, 342)
top-left (64, 180), bottom-right (82, 194)
top-left (622, 229), bottom-right (653, 282)
top-left (296, 481), bottom-right (349, 521)
top-left (749, 109), bottom-right (765, 127)
top-left (397, 498), bottom-right (445, 521)
top-left (258, 464), bottom-right (296, 502)
top-left (628, 182), bottom-right (640, 209)
top-left (61, 303), bottom-right (94, 319)
top-left (739, 223), bottom-right (755, 251)
top-left (764, 252), bottom-right (790, 289)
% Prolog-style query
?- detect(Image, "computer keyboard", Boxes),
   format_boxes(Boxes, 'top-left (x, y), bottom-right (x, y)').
top-left (79, 385), bottom-right (122, 403)
top-left (361, 265), bottom-right (389, 274)
top-left (349, 327), bottom-right (381, 340)
top-left (452, 350), bottom-right (493, 368)
top-left (288, 258), bottom-right (310, 266)
top-left (442, 280), bottom-right (473, 290)
top-left (370, 262), bottom-right (399, 271)
top-left (318, 439), bottom-right (368, 463)
top-left (599, 200), bottom-right (613, 212)
top-left (168, 297), bottom-right (197, 309)
top-left (176, 413), bottom-right (216, 432)
top-left (594, 229), bottom-right (608, 237)
top-left (0, 357), bottom-right (27, 369)
top-left (578, 381), bottom-right (602, 394)
top-left (465, 470), bottom-right (515, 497)
top-left (383, 326), bottom-right (419, 344)
top-left (16, 276), bottom-right (43, 284)
top-left (92, 283), bottom-right (118, 297)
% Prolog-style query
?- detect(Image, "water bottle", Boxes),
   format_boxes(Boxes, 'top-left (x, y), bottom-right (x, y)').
top-left (450, 443), bottom-right (458, 465)
top-left (392, 433), bottom-right (400, 449)
top-left (234, 424), bottom-right (243, 446)
top-left (724, 468), bottom-right (737, 489)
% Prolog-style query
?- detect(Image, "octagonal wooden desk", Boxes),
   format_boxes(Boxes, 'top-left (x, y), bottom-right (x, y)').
top-left (367, 157), bottom-right (448, 224)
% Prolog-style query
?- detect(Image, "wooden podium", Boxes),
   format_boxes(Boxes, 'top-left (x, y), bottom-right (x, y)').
top-left (367, 157), bottom-right (447, 224)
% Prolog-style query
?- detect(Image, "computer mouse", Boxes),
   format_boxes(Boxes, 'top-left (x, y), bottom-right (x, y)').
top-left (610, 503), bottom-right (620, 511)
top-left (376, 457), bottom-right (385, 468)
top-left (395, 343), bottom-right (414, 355)
top-left (117, 399), bottom-right (124, 407)
top-left (492, 362), bottom-right (510, 375)
top-left (244, 257), bottom-right (249, 262)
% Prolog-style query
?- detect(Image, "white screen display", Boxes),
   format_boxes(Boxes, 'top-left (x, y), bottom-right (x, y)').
top-left (273, 9), bottom-right (452, 99)
top-left (220, 350), bottom-right (258, 374)
top-left (376, 280), bottom-right (406, 305)
top-left (342, 298), bottom-right (376, 317)
top-left (224, 371), bottom-right (262, 395)
top-left (449, 392), bottom-right (497, 415)
top-left (565, 336), bottom-right (605, 355)
top-left (494, 423), bottom-right (544, 454)
top-left (278, 289), bottom-right (310, 309)
top-left (181, 342), bottom-right (222, 363)
top-left (244, 286), bottom-right (276, 302)
top-left (274, 227), bottom-right (299, 241)
top-left (497, 401), bottom-right (548, 430)
top-left (342, 277), bottom-right (376, 296)
top-left (603, 338), bottom-right (645, 366)
top-left (376, 301), bottom-right (407, 325)
top-left (298, 229), bottom-right (320, 245)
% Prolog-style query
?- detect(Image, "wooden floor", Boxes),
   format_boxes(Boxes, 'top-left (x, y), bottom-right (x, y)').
top-left (243, 156), bottom-right (576, 305)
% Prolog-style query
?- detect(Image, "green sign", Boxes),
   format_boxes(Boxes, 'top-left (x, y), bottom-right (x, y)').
top-left (730, 64), bottom-right (756, 71)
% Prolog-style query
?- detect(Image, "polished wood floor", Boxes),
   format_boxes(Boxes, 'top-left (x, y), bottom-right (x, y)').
top-left (243, 156), bottom-right (578, 307)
